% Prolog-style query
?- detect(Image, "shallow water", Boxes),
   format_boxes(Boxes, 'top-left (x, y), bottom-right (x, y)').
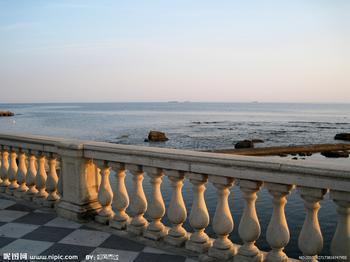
top-left (1, 102), bottom-right (349, 258)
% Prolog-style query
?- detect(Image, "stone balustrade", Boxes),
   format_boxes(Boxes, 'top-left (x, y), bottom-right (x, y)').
top-left (0, 133), bottom-right (349, 261)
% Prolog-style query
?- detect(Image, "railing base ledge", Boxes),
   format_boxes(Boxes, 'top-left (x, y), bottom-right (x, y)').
top-left (42, 199), bottom-right (59, 208)
top-left (13, 190), bottom-right (26, 199)
top-left (143, 228), bottom-right (168, 241)
top-left (56, 200), bottom-right (101, 222)
top-left (5, 187), bottom-right (17, 196)
top-left (0, 186), bottom-right (7, 193)
top-left (95, 214), bottom-right (113, 225)
top-left (164, 235), bottom-right (188, 247)
top-left (109, 219), bottom-right (129, 230)
top-left (33, 197), bottom-right (48, 206)
top-left (186, 240), bottom-right (211, 254)
top-left (127, 223), bottom-right (148, 236)
top-left (234, 253), bottom-right (263, 262)
top-left (207, 246), bottom-right (236, 261)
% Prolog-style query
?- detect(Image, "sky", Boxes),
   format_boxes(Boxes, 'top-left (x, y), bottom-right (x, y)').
top-left (0, 0), bottom-right (349, 103)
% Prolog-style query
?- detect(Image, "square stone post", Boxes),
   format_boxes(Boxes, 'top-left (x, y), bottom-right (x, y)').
top-left (55, 140), bottom-right (101, 222)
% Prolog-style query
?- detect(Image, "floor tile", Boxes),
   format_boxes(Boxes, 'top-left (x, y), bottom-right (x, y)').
top-left (59, 229), bottom-right (111, 247)
top-left (22, 226), bottom-right (75, 242)
top-left (0, 199), bottom-right (16, 209)
top-left (0, 237), bottom-right (16, 248)
top-left (99, 234), bottom-right (145, 251)
top-left (0, 210), bottom-right (28, 222)
top-left (12, 212), bottom-right (56, 225)
top-left (142, 246), bottom-right (172, 255)
top-left (0, 223), bottom-right (39, 238)
top-left (45, 217), bottom-right (81, 229)
top-left (34, 208), bottom-right (55, 214)
top-left (134, 252), bottom-right (186, 262)
top-left (83, 247), bottom-right (139, 262)
top-left (0, 196), bottom-right (194, 262)
top-left (0, 239), bottom-right (53, 256)
top-left (41, 243), bottom-right (95, 261)
top-left (80, 225), bottom-right (99, 231)
top-left (5, 203), bottom-right (35, 212)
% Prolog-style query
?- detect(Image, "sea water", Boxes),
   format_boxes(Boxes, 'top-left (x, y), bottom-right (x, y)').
top-left (1, 102), bottom-right (350, 258)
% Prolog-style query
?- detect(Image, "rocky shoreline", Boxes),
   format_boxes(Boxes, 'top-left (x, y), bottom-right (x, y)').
top-left (0, 111), bottom-right (14, 117)
top-left (142, 129), bottom-right (350, 159)
top-left (212, 143), bottom-right (350, 159)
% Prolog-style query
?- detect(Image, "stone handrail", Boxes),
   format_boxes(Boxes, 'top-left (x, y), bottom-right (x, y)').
top-left (0, 133), bottom-right (349, 261)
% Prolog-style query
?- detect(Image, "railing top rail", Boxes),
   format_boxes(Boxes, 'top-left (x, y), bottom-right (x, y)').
top-left (84, 141), bottom-right (350, 191)
top-left (0, 132), bottom-right (84, 153)
top-left (1, 133), bottom-right (349, 191)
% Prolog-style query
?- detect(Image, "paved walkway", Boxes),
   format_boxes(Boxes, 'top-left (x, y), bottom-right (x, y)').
top-left (0, 196), bottom-right (196, 262)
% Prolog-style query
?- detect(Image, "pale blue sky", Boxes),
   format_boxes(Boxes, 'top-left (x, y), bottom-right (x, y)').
top-left (0, 0), bottom-right (349, 103)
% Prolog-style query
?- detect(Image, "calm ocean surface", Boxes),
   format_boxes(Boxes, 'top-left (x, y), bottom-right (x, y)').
top-left (1, 102), bottom-right (350, 258)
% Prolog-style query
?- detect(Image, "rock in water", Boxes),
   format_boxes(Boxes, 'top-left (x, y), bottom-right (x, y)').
top-left (279, 153), bottom-right (288, 157)
top-left (321, 151), bottom-right (349, 158)
top-left (147, 131), bottom-right (169, 142)
top-left (252, 139), bottom-right (264, 143)
top-left (235, 140), bottom-right (254, 149)
top-left (0, 111), bottom-right (14, 117)
top-left (334, 133), bottom-right (350, 141)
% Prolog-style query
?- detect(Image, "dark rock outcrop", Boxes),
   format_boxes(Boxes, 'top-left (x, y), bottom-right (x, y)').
top-left (321, 151), bottom-right (349, 158)
top-left (279, 153), bottom-right (288, 157)
top-left (146, 131), bottom-right (169, 142)
top-left (252, 139), bottom-right (264, 143)
top-left (334, 133), bottom-right (350, 141)
top-left (0, 111), bottom-right (14, 117)
top-left (234, 138), bottom-right (264, 149)
top-left (235, 140), bottom-right (254, 149)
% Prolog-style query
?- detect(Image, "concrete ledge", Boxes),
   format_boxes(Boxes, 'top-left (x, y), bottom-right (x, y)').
top-left (56, 200), bottom-right (101, 222)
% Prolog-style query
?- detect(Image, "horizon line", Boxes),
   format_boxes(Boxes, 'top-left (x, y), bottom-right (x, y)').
top-left (1, 101), bottom-right (350, 105)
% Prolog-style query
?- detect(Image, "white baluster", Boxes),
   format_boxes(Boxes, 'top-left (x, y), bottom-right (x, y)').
top-left (44, 154), bottom-right (60, 207)
top-left (0, 147), bottom-right (10, 192)
top-left (14, 150), bottom-right (28, 198)
top-left (164, 170), bottom-right (188, 247)
top-left (127, 164), bottom-right (148, 235)
top-left (0, 150), bottom-right (2, 184)
top-left (208, 176), bottom-right (236, 260)
top-left (297, 187), bottom-right (326, 261)
top-left (95, 161), bottom-right (114, 224)
top-left (24, 151), bottom-right (38, 200)
top-left (234, 180), bottom-right (263, 261)
top-left (143, 166), bottom-right (166, 240)
top-left (57, 159), bottom-right (63, 197)
top-left (34, 152), bottom-right (48, 204)
top-left (265, 183), bottom-right (293, 262)
top-left (330, 190), bottom-right (350, 259)
top-left (110, 162), bottom-right (129, 230)
top-left (186, 173), bottom-right (211, 253)
top-left (6, 149), bottom-right (19, 195)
